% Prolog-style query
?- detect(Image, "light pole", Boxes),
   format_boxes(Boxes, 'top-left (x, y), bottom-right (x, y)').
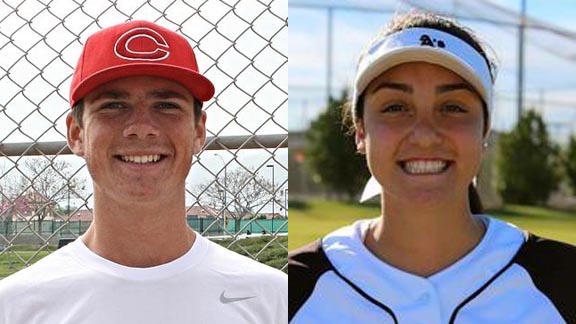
top-left (279, 188), bottom-right (288, 219)
top-left (214, 154), bottom-right (227, 233)
top-left (67, 183), bottom-right (72, 236)
top-left (266, 164), bottom-right (275, 231)
top-left (517, 0), bottom-right (527, 122)
top-left (283, 187), bottom-right (288, 218)
top-left (67, 184), bottom-right (71, 217)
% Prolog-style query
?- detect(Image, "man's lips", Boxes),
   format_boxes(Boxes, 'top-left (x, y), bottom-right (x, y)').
top-left (113, 154), bottom-right (169, 164)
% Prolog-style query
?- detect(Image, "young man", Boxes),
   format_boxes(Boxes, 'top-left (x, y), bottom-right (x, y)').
top-left (0, 20), bottom-right (287, 324)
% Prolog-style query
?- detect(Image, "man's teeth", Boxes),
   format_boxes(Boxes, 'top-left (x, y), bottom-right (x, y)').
top-left (121, 155), bottom-right (162, 164)
top-left (403, 160), bottom-right (447, 174)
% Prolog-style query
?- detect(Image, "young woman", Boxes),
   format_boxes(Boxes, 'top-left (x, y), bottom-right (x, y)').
top-left (289, 12), bottom-right (576, 324)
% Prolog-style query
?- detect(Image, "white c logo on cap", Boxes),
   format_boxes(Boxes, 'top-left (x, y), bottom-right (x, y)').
top-left (114, 27), bottom-right (170, 61)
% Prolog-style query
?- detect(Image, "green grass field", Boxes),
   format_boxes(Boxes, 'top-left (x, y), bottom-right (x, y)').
top-left (289, 199), bottom-right (576, 250)
top-left (0, 246), bottom-right (55, 279)
top-left (0, 236), bottom-right (287, 279)
top-left (215, 235), bottom-right (287, 270)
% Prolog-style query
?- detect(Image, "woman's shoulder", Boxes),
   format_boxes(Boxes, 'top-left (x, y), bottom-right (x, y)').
top-left (288, 240), bottom-right (335, 322)
top-left (514, 232), bottom-right (576, 272)
top-left (288, 219), bottom-right (370, 272)
top-left (288, 220), bottom-right (369, 321)
top-left (512, 232), bottom-right (576, 320)
top-left (288, 239), bottom-right (333, 278)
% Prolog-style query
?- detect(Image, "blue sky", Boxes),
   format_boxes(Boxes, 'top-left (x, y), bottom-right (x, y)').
top-left (289, 0), bottom-right (576, 142)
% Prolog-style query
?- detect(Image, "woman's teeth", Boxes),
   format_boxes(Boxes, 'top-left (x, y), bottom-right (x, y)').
top-left (402, 160), bottom-right (448, 174)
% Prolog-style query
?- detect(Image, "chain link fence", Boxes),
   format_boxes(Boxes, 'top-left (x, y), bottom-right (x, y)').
top-left (0, 0), bottom-right (288, 277)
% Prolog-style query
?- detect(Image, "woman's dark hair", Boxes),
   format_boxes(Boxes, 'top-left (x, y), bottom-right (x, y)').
top-left (468, 183), bottom-right (484, 214)
top-left (344, 11), bottom-right (496, 214)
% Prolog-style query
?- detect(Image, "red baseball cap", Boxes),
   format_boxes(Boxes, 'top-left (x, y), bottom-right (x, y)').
top-left (69, 20), bottom-right (215, 108)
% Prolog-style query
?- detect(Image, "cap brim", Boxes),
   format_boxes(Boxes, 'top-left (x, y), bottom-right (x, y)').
top-left (356, 47), bottom-right (488, 102)
top-left (70, 63), bottom-right (215, 107)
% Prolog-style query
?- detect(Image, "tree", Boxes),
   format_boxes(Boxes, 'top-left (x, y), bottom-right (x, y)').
top-left (0, 165), bottom-right (19, 214)
top-left (0, 165), bottom-right (20, 234)
top-left (305, 91), bottom-right (370, 200)
top-left (563, 135), bottom-right (576, 194)
top-left (497, 110), bottom-right (560, 205)
top-left (15, 159), bottom-right (86, 233)
top-left (193, 167), bottom-right (278, 232)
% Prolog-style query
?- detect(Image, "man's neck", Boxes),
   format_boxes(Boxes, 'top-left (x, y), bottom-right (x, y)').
top-left (82, 189), bottom-right (195, 268)
top-left (365, 195), bottom-right (486, 277)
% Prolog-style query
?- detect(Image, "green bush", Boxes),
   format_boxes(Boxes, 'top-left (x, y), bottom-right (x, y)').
top-left (563, 136), bottom-right (576, 195)
top-left (214, 236), bottom-right (287, 271)
top-left (288, 199), bottom-right (309, 210)
top-left (305, 91), bottom-right (370, 200)
top-left (497, 110), bottom-right (560, 205)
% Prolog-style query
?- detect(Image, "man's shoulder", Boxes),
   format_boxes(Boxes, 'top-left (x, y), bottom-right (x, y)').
top-left (0, 244), bottom-right (77, 296)
top-left (202, 235), bottom-right (287, 283)
top-left (198, 235), bottom-right (287, 323)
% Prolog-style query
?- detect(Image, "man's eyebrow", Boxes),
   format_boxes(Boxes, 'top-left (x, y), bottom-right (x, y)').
top-left (146, 90), bottom-right (190, 101)
top-left (91, 90), bottom-right (129, 101)
top-left (370, 82), bottom-right (413, 94)
top-left (436, 83), bottom-right (478, 94)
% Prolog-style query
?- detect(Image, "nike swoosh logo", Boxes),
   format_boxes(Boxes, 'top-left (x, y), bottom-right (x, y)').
top-left (219, 291), bottom-right (256, 304)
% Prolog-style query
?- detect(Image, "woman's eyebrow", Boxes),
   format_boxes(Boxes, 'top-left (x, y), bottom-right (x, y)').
top-left (370, 82), bottom-right (413, 94)
top-left (436, 83), bottom-right (477, 94)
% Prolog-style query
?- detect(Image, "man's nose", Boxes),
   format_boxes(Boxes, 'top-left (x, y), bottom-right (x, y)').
top-left (122, 107), bottom-right (160, 139)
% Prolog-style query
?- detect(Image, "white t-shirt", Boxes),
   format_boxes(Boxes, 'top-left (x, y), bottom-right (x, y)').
top-left (0, 233), bottom-right (287, 324)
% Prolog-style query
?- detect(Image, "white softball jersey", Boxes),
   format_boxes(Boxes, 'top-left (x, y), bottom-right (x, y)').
top-left (0, 233), bottom-right (287, 324)
top-left (289, 216), bottom-right (576, 324)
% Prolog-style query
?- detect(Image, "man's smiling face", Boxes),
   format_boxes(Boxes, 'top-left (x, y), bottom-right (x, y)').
top-left (67, 75), bottom-right (206, 203)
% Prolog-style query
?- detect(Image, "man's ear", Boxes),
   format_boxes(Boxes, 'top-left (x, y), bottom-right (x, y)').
top-left (66, 114), bottom-right (85, 157)
top-left (192, 111), bottom-right (207, 155)
top-left (355, 120), bottom-right (366, 155)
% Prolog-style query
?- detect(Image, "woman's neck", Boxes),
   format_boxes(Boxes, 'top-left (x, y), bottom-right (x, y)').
top-left (364, 196), bottom-right (486, 277)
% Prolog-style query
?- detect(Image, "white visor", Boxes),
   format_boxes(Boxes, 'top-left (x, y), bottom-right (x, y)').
top-left (354, 27), bottom-right (494, 203)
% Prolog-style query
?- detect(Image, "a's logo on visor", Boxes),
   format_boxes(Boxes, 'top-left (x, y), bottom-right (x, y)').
top-left (420, 34), bottom-right (445, 48)
top-left (114, 27), bottom-right (170, 61)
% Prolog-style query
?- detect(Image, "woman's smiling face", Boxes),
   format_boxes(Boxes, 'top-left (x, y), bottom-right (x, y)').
top-left (356, 62), bottom-right (486, 204)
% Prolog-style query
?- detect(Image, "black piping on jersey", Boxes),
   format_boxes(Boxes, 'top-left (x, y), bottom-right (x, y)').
top-left (288, 240), bottom-right (399, 323)
top-left (291, 228), bottom-right (576, 323)
top-left (329, 258), bottom-right (399, 324)
top-left (447, 249), bottom-right (517, 323)
top-left (324, 232), bottom-right (534, 324)
top-left (325, 242), bottom-right (517, 324)
top-left (311, 234), bottom-right (528, 324)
